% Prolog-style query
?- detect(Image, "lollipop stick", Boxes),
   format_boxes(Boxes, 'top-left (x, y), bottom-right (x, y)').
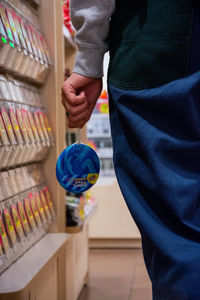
top-left (77, 128), bottom-right (81, 144)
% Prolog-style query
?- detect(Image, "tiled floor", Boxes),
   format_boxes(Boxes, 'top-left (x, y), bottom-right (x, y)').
top-left (78, 249), bottom-right (152, 300)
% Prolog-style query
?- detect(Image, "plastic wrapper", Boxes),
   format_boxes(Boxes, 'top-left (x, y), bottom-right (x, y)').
top-left (39, 190), bottom-right (51, 222)
top-left (11, 204), bottom-right (25, 240)
top-left (0, 113), bottom-right (13, 169)
top-left (0, 213), bottom-right (10, 254)
top-left (6, 7), bottom-right (24, 74)
top-left (16, 107), bottom-right (32, 163)
top-left (1, 105), bottom-right (21, 166)
top-left (19, 18), bottom-right (36, 79)
top-left (3, 208), bottom-right (17, 246)
top-left (24, 198), bottom-right (37, 231)
top-left (0, 4), bottom-right (17, 71)
top-left (43, 113), bottom-right (54, 144)
top-left (22, 108), bottom-right (38, 161)
top-left (26, 23), bottom-right (42, 80)
top-left (31, 27), bottom-right (49, 83)
top-left (35, 192), bottom-right (47, 224)
top-left (1, 171), bottom-right (12, 198)
top-left (12, 12), bottom-right (30, 77)
top-left (28, 193), bottom-right (42, 227)
top-left (17, 201), bottom-right (30, 236)
top-left (0, 17), bottom-right (11, 68)
top-left (8, 169), bottom-right (19, 195)
top-left (9, 105), bottom-right (26, 164)
top-left (43, 186), bottom-right (56, 217)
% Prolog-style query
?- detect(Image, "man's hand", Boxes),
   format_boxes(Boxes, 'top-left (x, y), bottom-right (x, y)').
top-left (61, 73), bottom-right (103, 128)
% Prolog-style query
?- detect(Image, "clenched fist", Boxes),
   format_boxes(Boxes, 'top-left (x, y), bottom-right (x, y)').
top-left (61, 73), bottom-right (103, 128)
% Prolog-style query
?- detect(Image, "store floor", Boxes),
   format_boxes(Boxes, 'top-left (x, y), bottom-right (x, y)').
top-left (78, 248), bottom-right (152, 300)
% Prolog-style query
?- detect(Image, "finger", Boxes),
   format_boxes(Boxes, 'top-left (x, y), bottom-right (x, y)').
top-left (67, 117), bottom-right (86, 129)
top-left (62, 86), bottom-right (86, 106)
top-left (63, 99), bottom-right (89, 117)
top-left (61, 96), bottom-right (68, 111)
top-left (67, 112), bottom-right (92, 129)
top-left (67, 107), bottom-right (91, 124)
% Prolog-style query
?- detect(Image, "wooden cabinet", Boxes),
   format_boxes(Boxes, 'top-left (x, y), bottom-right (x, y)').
top-left (29, 259), bottom-right (58, 300)
top-left (0, 208), bottom-right (97, 300)
top-left (66, 225), bottom-right (89, 300)
top-left (0, 234), bottom-right (68, 300)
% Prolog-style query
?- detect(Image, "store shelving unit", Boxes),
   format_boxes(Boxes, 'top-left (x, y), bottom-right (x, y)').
top-left (0, 0), bottom-right (68, 299)
top-left (0, 0), bottom-right (97, 299)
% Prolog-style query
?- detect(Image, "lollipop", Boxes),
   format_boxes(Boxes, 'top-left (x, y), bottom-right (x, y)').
top-left (56, 129), bottom-right (100, 193)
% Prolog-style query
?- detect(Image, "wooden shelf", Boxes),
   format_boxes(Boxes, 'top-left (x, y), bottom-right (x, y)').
top-left (0, 233), bottom-right (69, 294)
top-left (66, 203), bottom-right (98, 234)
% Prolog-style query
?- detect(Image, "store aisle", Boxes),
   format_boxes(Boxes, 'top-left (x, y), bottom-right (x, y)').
top-left (78, 248), bottom-right (152, 300)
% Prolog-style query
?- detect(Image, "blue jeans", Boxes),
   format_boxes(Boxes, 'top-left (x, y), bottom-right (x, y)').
top-left (108, 8), bottom-right (200, 298)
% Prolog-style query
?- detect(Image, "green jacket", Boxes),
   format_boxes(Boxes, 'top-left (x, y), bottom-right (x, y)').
top-left (108, 0), bottom-right (194, 89)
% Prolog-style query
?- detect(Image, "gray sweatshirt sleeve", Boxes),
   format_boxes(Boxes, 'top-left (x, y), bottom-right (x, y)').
top-left (70, 0), bottom-right (115, 78)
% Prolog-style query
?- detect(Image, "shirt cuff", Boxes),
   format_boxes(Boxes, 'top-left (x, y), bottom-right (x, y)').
top-left (73, 47), bottom-right (105, 78)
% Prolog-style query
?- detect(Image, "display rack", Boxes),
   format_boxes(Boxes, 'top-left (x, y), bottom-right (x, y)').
top-left (0, 1), bottom-right (98, 299)
top-left (0, 0), bottom-right (65, 279)
top-left (66, 202), bottom-right (98, 234)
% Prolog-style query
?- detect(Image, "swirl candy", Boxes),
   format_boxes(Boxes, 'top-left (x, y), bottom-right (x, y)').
top-left (56, 143), bottom-right (100, 193)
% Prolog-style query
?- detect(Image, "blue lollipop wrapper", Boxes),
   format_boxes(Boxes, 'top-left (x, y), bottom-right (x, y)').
top-left (56, 143), bottom-right (100, 193)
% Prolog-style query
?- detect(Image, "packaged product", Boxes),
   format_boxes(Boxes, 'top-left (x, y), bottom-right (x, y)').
top-left (17, 201), bottom-right (31, 235)
top-left (11, 204), bottom-right (25, 239)
top-left (0, 213), bottom-right (10, 253)
top-left (3, 208), bottom-right (17, 245)
top-left (39, 190), bottom-right (51, 221)
top-left (24, 198), bottom-right (37, 231)
top-left (28, 193), bottom-right (42, 226)
top-left (43, 186), bottom-right (56, 217)
top-left (35, 192), bottom-right (47, 223)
